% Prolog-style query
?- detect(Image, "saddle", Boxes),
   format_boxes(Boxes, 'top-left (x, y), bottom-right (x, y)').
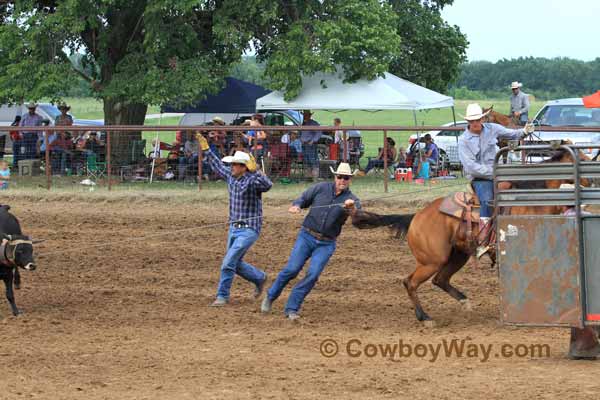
top-left (439, 191), bottom-right (480, 223)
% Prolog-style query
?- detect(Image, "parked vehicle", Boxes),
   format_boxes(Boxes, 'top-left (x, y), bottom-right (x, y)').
top-left (531, 98), bottom-right (600, 159)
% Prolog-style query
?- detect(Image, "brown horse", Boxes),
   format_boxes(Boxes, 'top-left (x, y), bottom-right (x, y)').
top-left (352, 149), bottom-right (592, 325)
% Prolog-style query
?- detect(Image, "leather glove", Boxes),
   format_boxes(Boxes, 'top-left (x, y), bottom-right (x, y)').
top-left (246, 153), bottom-right (257, 172)
top-left (197, 134), bottom-right (209, 151)
top-left (522, 122), bottom-right (535, 138)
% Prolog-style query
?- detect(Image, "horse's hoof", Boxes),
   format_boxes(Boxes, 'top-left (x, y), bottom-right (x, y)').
top-left (423, 320), bottom-right (436, 328)
top-left (460, 299), bottom-right (473, 312)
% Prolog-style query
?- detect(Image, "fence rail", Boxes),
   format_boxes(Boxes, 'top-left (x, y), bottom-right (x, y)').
top-left (4, 124), bottom-right (600, 193)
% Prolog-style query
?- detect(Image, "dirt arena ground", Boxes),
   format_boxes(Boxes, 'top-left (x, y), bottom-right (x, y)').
top-left (0, 198), bottom-right (598, 399)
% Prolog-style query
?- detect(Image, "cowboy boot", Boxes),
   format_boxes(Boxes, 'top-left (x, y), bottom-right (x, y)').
top-left (476, 217), bottom-right (491, 259)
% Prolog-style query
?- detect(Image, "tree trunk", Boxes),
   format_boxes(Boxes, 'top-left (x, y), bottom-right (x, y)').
top-left (103, 98), bottom-right (148, 167)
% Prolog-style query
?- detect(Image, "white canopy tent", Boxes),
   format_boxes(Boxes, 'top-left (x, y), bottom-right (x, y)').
top-left (256, 71), bottom-right (454, 113)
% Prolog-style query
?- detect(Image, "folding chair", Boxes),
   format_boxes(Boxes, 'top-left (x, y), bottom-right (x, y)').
top-left (86, 153), bottom-right (107, 180)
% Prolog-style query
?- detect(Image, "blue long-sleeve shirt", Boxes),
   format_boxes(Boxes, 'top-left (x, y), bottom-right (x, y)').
top-left (205, 149), bottom-right (273, 233)
top-left (458, 123), bottom-right (524, 181)
top-left (300, 119), bottom-right (322, 144)
top-left (293, 182), bottom-right (361, 239)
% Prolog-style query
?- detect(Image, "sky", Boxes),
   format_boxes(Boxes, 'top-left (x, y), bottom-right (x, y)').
top-left (441, 0), bottom-right (600, 62)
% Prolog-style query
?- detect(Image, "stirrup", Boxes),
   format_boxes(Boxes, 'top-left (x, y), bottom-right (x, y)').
top-left (476, 245), bottom-right (490, 259)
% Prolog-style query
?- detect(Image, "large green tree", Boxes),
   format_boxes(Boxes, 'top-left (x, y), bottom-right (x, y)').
top-left (388, 0), bottom-right (468, 93)
top-left (0, 0), bottom-right (399, 122)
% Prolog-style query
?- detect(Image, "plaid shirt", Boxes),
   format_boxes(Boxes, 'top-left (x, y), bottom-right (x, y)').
top-left (205, 149), bottom-right (272, 233)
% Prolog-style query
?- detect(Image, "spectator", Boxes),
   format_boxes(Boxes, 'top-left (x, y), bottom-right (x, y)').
top-left (228, 135), bottom-right (245, 156)
top-left (509, 81), bottom-right (530, 126)
top-left (416, 153), bottom-right (430, 180)
top-left (395, 146), bottom-right (408, 169)
top-left (84, 132), bottom-right (105, 163)
top-left (50, 132), bottom-right (73, 175)
top-left (19, 102), bottom-right (44, 160)
top-left (243, 119), bottom-right (267, 156)
top-left (289, 132), bottom-right (302, 159)
top-left (9, 115), bottom-right (22, 168)
top-left (209, 116), bottom-right (227, 155)
top-left (0, 160), bottom-right (10, 189)
top-left (423, 134), bottom-right (439, 164)
top-left (333, 118), bottom-right (344, 144)
top-left (55, 102), bottom-right (74, 127)
top-left (360, 137), bottom-right (397, 175)
top-left (301, 110), bottom-right (321, 180)
top-left (178, 131), bottom-right (199, 180)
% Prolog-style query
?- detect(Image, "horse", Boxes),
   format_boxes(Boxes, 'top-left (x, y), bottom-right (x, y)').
top-left (483, 106), bottom-right (522, 164)
top-left (352, 148), bottom-right (592, 326)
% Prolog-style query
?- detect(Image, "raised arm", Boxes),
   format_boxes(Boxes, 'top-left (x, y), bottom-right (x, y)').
top-left (199, 135), bottom-right (231, 180)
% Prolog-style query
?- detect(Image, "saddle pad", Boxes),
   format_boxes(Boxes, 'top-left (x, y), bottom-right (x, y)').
top-left (439, 192), bottom-right (480, 222)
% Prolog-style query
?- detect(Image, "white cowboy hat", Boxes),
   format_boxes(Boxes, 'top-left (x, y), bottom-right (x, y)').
top-left (460, 103), bottom-right (490, 121)
top-left (26, 102), bottom-right (37, 109)
top-left (510, 81), bottom-right (523, 89)
top-left (212, 116), bottom-right (225, 125)
top-left (330, 162), bottom-right (357, 176)
top-left (222, 151), bottom-right (251, 165)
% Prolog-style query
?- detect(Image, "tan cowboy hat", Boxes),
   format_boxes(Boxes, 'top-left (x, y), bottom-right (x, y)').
top-left (330, 162), bottom-right (357, 176)
top-left (460, 103), bottom-right (491, 121)
top-left (222, 151), bottom-right (251, 165)
top-left (57, 102), bottom-right (71, 110)
top-left (212, 116), bottom-right (225, 125)
top-left (510, 81), bottom-right (523, 89)
top-left (26, 102), bottom-right (37, 109)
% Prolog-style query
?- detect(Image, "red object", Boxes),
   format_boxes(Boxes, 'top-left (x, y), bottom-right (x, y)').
top-left (583, 91), bottom-right (600, 108)
top-left (394, 168), bottom-right (413, 182)
top-left (329, 144), bottom-right (339, 161)
top-left (588, 314), bottom-right (600, 321)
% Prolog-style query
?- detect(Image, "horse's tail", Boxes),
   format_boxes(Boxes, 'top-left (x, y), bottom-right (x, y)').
top-left (352, 210), bottom-right (415, 240)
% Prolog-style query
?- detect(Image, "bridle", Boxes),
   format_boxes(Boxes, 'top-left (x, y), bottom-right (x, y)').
top-left (0, 236), bottom-right (32, 268)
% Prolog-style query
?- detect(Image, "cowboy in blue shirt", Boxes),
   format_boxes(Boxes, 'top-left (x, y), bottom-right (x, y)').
top-left (261, 162), bottom-right (360, 320)
top-left (199, 135), bottom-right (273, 307)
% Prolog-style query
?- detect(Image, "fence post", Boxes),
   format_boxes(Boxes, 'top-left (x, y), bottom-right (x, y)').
top-left (107, 131), bottom-right (112, 191)
top-left (343, 130), bottom-right (347, 163)
top-left (44, 132), bottom-right (51, 190)
top-left (383, 130), bottom-right (388, 193)
top-left (198, 147), bottom-right (203, 192)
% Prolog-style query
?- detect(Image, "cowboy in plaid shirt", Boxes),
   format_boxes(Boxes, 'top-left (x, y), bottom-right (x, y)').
top-left (199, 135), bottom-right (273, 307)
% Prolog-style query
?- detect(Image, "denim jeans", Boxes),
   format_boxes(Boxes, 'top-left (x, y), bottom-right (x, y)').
top-left (267, 229), bottom-right (336, 315)
top-left (216, 227), bottom-right (266, 300)
top-left (471, 179), bottom-right (494, 218)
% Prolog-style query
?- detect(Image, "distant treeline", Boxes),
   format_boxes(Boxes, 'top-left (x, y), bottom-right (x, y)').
top-left (451, 57), bottom-right (600, 100)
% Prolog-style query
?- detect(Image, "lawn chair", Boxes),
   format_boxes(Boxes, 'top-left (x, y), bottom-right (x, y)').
top-left (86, 153), bottom-right (107, 180)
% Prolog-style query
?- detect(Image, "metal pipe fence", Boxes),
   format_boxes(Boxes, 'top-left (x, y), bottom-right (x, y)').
top-left (4, 124), bottom-right (600, 192)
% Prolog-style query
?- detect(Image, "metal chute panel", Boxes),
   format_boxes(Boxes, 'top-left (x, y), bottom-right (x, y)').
top-left (497, 216), bottom-right (582, 327)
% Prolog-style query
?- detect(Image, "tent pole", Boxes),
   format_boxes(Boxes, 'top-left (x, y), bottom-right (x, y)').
top-left (383, 130), bottom-right (388, 193)
top-left (452, 106), bottom-right (457, 126)
top-left (342, 130), bottom-right (347, 163)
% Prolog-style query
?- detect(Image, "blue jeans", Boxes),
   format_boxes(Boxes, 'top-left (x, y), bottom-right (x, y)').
top-left (216, 227), bottom-right (266, 300)
top-left (472, 179), bottom-right (494, 218)
top-left (267, 229), bottom-right (336, 314)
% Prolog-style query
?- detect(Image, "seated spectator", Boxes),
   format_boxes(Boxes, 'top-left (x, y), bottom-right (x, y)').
top-left (0, 160), bottom-right (10, 189)
top-left (85, 132), bottom-right (105, 159)
top-left (395, 146), bottom-right (408, 168)
top-left (423, 134), bottom-right (439, 164)
top-left (178, 131), bottom-right (199, 180)
top-left (9, 115), bottom-right (22, 168)
top-left (229, 134), bottom-right (245, 156)
top-left (209, 116), bottom-right (227, 155)
top-left (51, 132), bottom-right (74, 175)
top-left (361, 137), bottom-right (397, 175)
top-left (243, 118), bottom-right (267, 156)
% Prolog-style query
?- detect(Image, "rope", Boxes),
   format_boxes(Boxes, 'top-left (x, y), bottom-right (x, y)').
top-left (36, 180), bottom-right (468, 258)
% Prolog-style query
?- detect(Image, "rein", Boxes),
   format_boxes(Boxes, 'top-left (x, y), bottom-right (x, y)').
top-left (0, 237), bottom-right (32, 267)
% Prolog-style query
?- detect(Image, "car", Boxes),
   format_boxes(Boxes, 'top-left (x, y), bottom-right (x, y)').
top-left (531, 98), bottom-right (600, 159)
top-left (407, 121), bottom-right (468, 169)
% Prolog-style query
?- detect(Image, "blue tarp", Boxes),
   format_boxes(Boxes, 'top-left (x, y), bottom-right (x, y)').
top-left (161, 78), bottom-right (271, 114)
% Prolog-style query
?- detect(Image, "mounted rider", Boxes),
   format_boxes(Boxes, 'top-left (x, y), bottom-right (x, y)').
top-left (509, 81), bottom-right (530, 126)
top-left (458, 103), bottom-right (534, 258)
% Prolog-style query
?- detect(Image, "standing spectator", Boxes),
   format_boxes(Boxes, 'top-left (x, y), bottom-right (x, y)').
top-left (289, 132), bottom-right (303, 159)
top-left (19, 102), bottom-right (44, 160)
top-left (0, 160), bottom-right (10, 189)
top-left (509, 81), bottom-right (530, 126)
top-left (55, 102), bottom-right (74, 127)
top-left (9, 116), bottom-right (22, 168)
top-left (333, 117), bottom-right (344, 144)
top-left (301, 110), bottom-right (321, 180)
top-left (196, 134), bottom-right (273, 307)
